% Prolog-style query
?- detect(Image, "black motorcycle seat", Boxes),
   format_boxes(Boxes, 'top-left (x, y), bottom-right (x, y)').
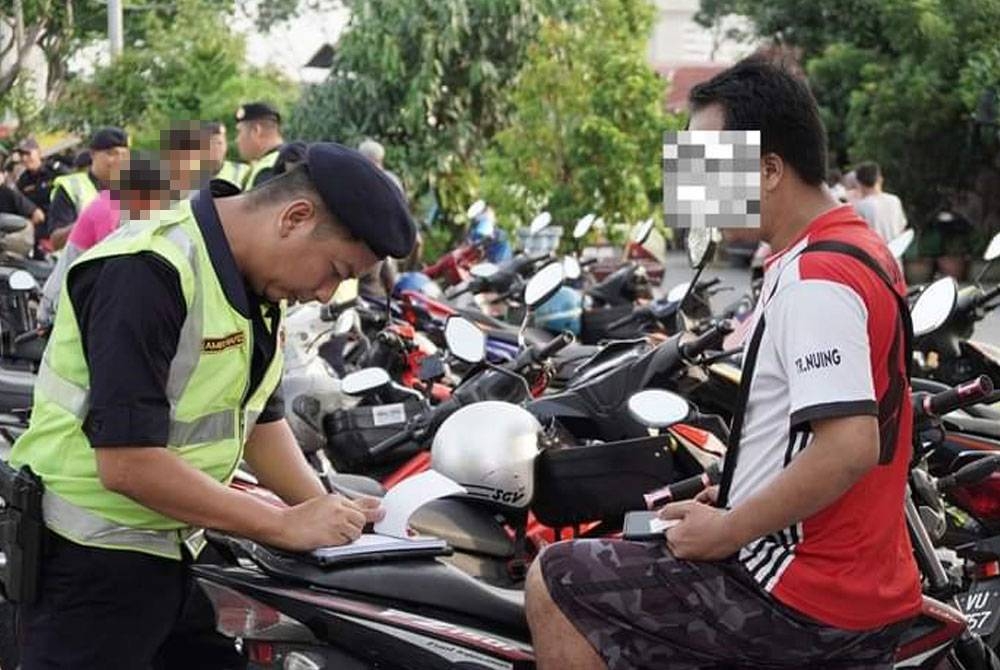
top-left (327, 473), bottom-right (387, 499)
top-left (0, 214), bottom-right (29, 235)
top-left (203, 535), bottom-right (529, 637)
top-left (409, 498), bottom-right (515, 558)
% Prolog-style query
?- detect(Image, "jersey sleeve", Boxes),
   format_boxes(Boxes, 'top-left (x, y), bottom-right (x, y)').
top-left (768, 279), bottom-right (877, 431)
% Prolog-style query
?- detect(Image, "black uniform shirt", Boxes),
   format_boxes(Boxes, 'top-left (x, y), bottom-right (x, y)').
top-left (16, 164), bottom-right (64, 214)
top-left (70, 183), bottom-right (285, 448)
top-left (47, 172), bottom-right (102, 238)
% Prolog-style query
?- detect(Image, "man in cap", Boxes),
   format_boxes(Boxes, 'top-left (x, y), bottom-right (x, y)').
top-left (47, 127), bottom-right (130, 251)
top-left (11, 142), bottom-right (416, 668)
top-left (1, 152), bottom-right (45, 257)
top-left (202, 121), bottom-right (250, 191)
top-left (14, 137), bottom-right (65, 256)
top-left (235, 102), bottom-right (285, 190)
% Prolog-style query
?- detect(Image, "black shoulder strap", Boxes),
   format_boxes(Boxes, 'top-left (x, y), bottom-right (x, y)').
top-left (797, 240), bottom-right (912, 381)
top-left (717, 240), bottom-right (913, 508)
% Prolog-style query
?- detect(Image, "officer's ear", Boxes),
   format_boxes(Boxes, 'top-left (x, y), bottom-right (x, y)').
top-left (278, 197), bottom-right (318, 238)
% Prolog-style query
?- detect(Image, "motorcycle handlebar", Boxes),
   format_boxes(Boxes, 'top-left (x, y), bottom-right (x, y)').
top-left (369, 426), bottom-right (418, 458)
top-left (533, 331), bottom-right (574, 362)
top-left (680, 321), bottom-right (734, 359)
top-left (915, 375), bottom-right (994, 419)
top-left (977, 284), bottom-right (1000, 308)
top-left (937, 454), bottom-right (1000, 492)
top-left (643, 462), bottom-right (722, 509)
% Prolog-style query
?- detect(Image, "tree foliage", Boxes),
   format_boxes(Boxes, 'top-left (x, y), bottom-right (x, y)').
top-left (480, 0), bottom-right (679, 237)
top-left (698, 0), bottom-right (1000, 252)
top-left (48, 0), bottom-right (293, 149)
top-left (288, 0), bottom-right (568, 223)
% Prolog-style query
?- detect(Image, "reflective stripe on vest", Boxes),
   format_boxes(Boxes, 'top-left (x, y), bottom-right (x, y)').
top-left (51, 173), bottom-right (99, 213)
top-left (43, 489), bottom-right (207, 560)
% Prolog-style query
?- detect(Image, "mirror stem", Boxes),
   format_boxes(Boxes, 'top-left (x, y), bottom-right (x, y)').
top-left (974, 258), bottom-right (994, 287)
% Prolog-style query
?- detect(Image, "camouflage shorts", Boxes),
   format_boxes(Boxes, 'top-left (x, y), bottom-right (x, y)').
top-left (540, 539), bottom-right (910, 670)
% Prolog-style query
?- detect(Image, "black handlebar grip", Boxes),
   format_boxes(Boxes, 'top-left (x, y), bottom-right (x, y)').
top-left (533, 331), bottom-right (575, 362)
top-left (680, 320), bottom-right (734, 359)
top-left (977, 284), bottom-right (1000, 308)
top-left (643, 462), bottom-right (722, 509)
top-left (920, 375), bottom-right (994, 418)
top-left (697, 277), bottom-right (722, 291)
top-left (937, 454), bottom-right (1000, 492)
top-left (369, 428), bottom-right (416, 458)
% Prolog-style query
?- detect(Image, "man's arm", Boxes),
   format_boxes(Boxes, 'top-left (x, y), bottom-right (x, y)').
top-left (662, 415), bottom-right (879, 560)
top-left (95, 446), bottom-right (375, 551)
top-left (243, 418), bottom-right (326, 505)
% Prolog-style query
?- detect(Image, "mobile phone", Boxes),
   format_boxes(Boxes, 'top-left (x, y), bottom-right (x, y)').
top-left (622, 511), bottom-right (678, 541)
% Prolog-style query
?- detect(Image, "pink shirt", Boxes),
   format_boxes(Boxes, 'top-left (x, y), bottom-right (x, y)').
top-left (68, 190), bottom-right (120, 251)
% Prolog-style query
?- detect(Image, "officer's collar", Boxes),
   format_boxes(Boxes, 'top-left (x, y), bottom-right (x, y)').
top-left (190, 185), bottom-right (255, 319)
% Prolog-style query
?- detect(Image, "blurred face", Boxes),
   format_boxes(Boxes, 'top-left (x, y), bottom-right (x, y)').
top-left (167, 148), bottom-right (204, 195)
top-left (90, 146), bottom-right (130, 182)
top-left (119, 188), bottom-right (170, 220)
top-left (249, 198), bottom-right (380, 304)
top-left (19, 149), bottom-right (42, 171)
top-left (688, 102), bottom-right (783, 243)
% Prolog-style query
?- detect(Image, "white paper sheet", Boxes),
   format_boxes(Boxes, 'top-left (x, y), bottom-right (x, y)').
top-left (373, 470), bottom-right (467, 538)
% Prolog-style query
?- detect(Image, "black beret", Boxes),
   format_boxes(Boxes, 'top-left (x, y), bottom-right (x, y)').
top-left (235, 102), bottom-right (281, 124)
top-left (305, 142), bottom-right (416, 259)
top-left (274, 141), bottom-right (308, 175)
top-left (90, 127), bottom-right (129, 151)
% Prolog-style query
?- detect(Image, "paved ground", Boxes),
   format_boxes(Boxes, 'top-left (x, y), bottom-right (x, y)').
top-left (656, 251), bottom-right (1000, 346)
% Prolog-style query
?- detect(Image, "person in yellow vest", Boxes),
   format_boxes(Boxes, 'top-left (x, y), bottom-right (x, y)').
top-left (47, 127), bottom-right (129, 251)
top-left (235, 102), bottom-right (284, 190)
top-left (203, 120), bottom-right (250, 191)
top-left (11, 142), bottom-right (416, 668)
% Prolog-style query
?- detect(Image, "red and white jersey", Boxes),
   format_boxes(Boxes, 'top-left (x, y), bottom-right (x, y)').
top-left (727, 204), bottom-right (922, 630)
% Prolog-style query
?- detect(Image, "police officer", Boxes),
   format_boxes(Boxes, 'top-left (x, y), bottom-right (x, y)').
top-left (235, 102), bottom-right (284, 190)
top-left (203, 121), bottom-right (250, 191)
top-left (47, 127), bottom-right (129, 251)
top-left (10, 142), bottom-right (416, 668)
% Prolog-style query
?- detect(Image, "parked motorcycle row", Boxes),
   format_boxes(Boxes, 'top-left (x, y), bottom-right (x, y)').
top-left (4, 201), bottom-right (1000, 669)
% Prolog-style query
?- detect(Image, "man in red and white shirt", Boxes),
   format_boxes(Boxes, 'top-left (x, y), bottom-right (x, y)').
top-left (525, 56), bottom-right (921, 669)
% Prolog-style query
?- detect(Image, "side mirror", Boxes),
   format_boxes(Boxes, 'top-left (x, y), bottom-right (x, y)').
top-left (333, 308), bottom-right (359, 336)
top-left (563, 255), bottom-right (582, 281)
top-left (985, 232), bottom-right (1000, 262)
top-left (573, 213), bottom-right (596, 240)
top-left (529, 211), bottom-right (553, 235)
top-left (524, 261), bottom-right (565, 309)
top-left (444, 317), bottom-right (487, 364)
top-left (666, 282), bottom-right (690, 304)
top-left (469, 262), bottom-right (499, 279)
top-left (911, 277), bottom-right (958, 337)
top-left (686, 227), bottom-right (719, 269)
top-left (627, 389), bottom-right (690, 429)
top-left (467, 199), bottom-right (487, 219)
top-left (632, 218), bottom-right (655, 246)
top-left (341, 367), bottom-right (392, 396)
top-left (887, 229), bottom-right (915, 260)
top-left (8, 270), bottom-right (35, 292)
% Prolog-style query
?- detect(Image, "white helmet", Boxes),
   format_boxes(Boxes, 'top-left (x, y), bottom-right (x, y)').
top-left (431, 401), bottom-right (541, 511)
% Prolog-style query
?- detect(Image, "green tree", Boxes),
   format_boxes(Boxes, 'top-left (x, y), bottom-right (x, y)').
top-left (288, 0), bottom-right (566, 229)
top-left (480, 0), bottom-right (679, 239)
top-left (49, 0), bottom-right (293, 149)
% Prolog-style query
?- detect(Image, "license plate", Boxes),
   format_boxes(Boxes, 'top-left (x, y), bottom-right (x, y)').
top-left (960, 579), bottom-right (1000, 637)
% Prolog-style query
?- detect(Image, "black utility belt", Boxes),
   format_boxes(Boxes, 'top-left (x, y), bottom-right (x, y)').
top-left (0, 460), bottom-right (44, 604)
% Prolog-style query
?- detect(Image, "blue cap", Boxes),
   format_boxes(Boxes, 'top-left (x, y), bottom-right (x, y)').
top-left (304, 142), bottom-right (416, 259)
